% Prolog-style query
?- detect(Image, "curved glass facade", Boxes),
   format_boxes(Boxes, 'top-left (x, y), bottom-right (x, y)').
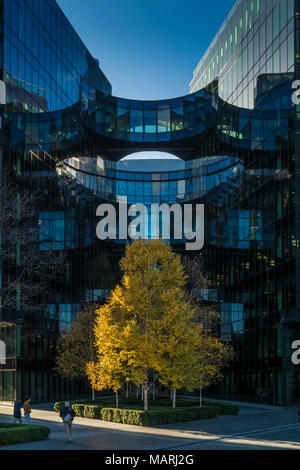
top-left (84, 90), bottom-right (215, 143)
top-left (58, 155), bottom-right (241, 204)
top-left (4, 76), bottom-right (294, 154)
top-left (0, 0), bottom-right (299, 405)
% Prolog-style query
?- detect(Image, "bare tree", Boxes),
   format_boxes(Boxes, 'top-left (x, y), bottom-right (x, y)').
top-left (182, 254), bottom-right (220, 328)
top-left (55, 303), bottom-right (97, 400)
top-left (182, 254), bottom-right (212, 292)
top-left (0, 170), bottom-right (65, 312)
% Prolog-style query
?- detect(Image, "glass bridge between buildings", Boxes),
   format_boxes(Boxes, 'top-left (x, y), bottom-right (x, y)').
top-left (3, 72), bottom-right (294, 161)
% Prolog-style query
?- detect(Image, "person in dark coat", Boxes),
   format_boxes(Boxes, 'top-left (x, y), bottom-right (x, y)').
top-left (13, 398), bottom-right (22, 424)
top-left (59, 402), bottom-right (76, 443)
top-left (23, 397), bottom-right (32, 425)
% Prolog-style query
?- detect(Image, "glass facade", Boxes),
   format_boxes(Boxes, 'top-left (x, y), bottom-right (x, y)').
top-left (3, 0), bottom-right (111, 113)
top-left (190, 0), bottom-right (294, 107)
top-left (0, 0), bottom-right (299, 405)
top-left (84, 90), bottom-right (215, 143)
top-left (189, 0), bottom-right (298, 405)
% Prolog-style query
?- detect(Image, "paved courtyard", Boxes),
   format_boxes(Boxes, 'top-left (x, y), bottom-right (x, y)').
top-left (0, 401), bottom-right (300, 450)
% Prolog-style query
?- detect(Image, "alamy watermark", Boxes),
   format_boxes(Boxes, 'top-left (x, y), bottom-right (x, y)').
top-left (0, 340), bottom-right (6, 365)
top-left (96, 198), bottom-right (205, 251)
top-left (291, 340), bottom-right (300, 365)
top-left (292, 81), bottom-right (300, 104)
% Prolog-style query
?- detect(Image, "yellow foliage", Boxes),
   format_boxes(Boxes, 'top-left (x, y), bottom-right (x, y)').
top-left (88, 240), bottom-right (233, 404)
top-left (89, 241), bottom-right (196, 403)
top-left (192, 323), bottom-right (233, 389)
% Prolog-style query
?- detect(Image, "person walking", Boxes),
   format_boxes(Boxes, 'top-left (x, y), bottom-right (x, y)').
top-left (13, 398), bottom-right (22, 424)
top-left (60, 402), bottom-right (76, 443)
top-left (23, 397), bottom-right (32, 425)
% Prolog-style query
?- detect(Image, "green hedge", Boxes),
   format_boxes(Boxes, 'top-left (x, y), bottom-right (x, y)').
top-left (0, 423), bottom-right (18, 428)
top-left (54, 398), bottom-right (115, 412)
top-left (151, 398), bottom-right (199, 408)
top-left (100, 405), bottom-right (219, 426)
top-left (203, 401), bottom-right (239, 415)
top-left (0, 424), bottom-right (50, 446)
top-left (54, 402), bottom-right (108, 418)
top-left (155, 398), bottom-right (239, 415)
top-left (73, 404), bottom-right (103, 419)
top-left (54, 398), bottom-right (239, 419)
top-left (54, 400), bottom-right (81, 412)
top-left (71, 404), bottom-right (86, 417)
top-left (143, 398), bottom-right (240, 415)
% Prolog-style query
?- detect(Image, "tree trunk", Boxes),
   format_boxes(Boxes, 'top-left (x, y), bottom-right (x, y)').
top-left (141, 385), bottom-right (144, 401)
top-left (200, 386), bottom-right (203, 407)
top-left (170, 385), bottom-right (173, 401)
top-left (136, 385), bottom-right (139, 399)
top-left (173, 387), bottom-right (177, 408)
top-left (153, 383), bottom-right (155, 401)
top-left (144, 372), bottom-right (149, 411)
top-left (116, 390), bottom-right (119, 409)
top-left (126, 381), bottom-right (129, 399)
top-left (92, 388), bottom-right (95, 402)
top-left (144, 387), bottom-right (149, 411)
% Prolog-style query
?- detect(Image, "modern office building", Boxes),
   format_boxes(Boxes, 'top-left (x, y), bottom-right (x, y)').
top-left (0, 0), bottom-right (299, 405)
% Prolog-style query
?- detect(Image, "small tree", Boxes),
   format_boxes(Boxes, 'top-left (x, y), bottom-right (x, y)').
top-left (90, 240), bottom-right (199, 411)
top-left (120, 240), bottom-right (201, 410)
top-left (182, 254), bottom-right (233, 405)
top-left (157, 300), bottom-right (198, 408)
top-left (182, 254), bottom-right (211, 294)
top-left (55, 303), bottom-right (97, 399)
top-left (193, 323), bottom-right (233, 406)
top-left (87, 357), bottom-right (124, 408)
top-left (87, 302), bottom-right (131, 408)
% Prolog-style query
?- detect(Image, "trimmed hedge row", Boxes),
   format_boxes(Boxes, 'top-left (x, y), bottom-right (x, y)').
top-left (100, 405), bottom-right (219, 426)
top-left (72, 403), bottom-right (103, 419)
top-left (203, 401), bottom-right (239, 415)
top-left (54, 398), bottom-right (115, 412)
top-left (54, 400), bottom-right (84, 412)
top-left (153, 398), bottom-right (240, 415)
top-left (53, 398), bottom-right (239, 423)
top-left (0, 424), bottom-right (50, 446)
top-left (54, 398), bottom-right (239, 412)
top-left (54, 395), bottom-right (116, 412)
top-left (135, 397), bottom-right (239, 414)
top-left (0, 423), bottom-right (17, 428)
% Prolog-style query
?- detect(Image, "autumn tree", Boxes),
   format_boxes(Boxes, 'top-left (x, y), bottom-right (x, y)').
top-left (89, 241), bottom-right (233, 410)
top-left (193, 323), bottom-right (233, 406)
top-left (87, 300), bottom-right (132, 408)
top-left (182, 254), bottom-right (233, 405)
top-left (157, 299), bottom-right (198, 408)
top-left (87, 360), bottom-right (124, 408)
top-left (89, 239), bottom-right (198, 411)
top-left (55, 303), bottom-right (97, 399)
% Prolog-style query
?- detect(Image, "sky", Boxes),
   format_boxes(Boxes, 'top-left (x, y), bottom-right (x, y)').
top-left (57, 0), bottom-right (233, 100)
top-left (57, 0), bottom-right (233, 162)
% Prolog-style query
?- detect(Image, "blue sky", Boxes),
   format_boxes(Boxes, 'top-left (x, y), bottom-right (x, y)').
top-left (57, 0), bottom-right (233, 162)
top-left (57, 0), bottom-right (233, 100)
